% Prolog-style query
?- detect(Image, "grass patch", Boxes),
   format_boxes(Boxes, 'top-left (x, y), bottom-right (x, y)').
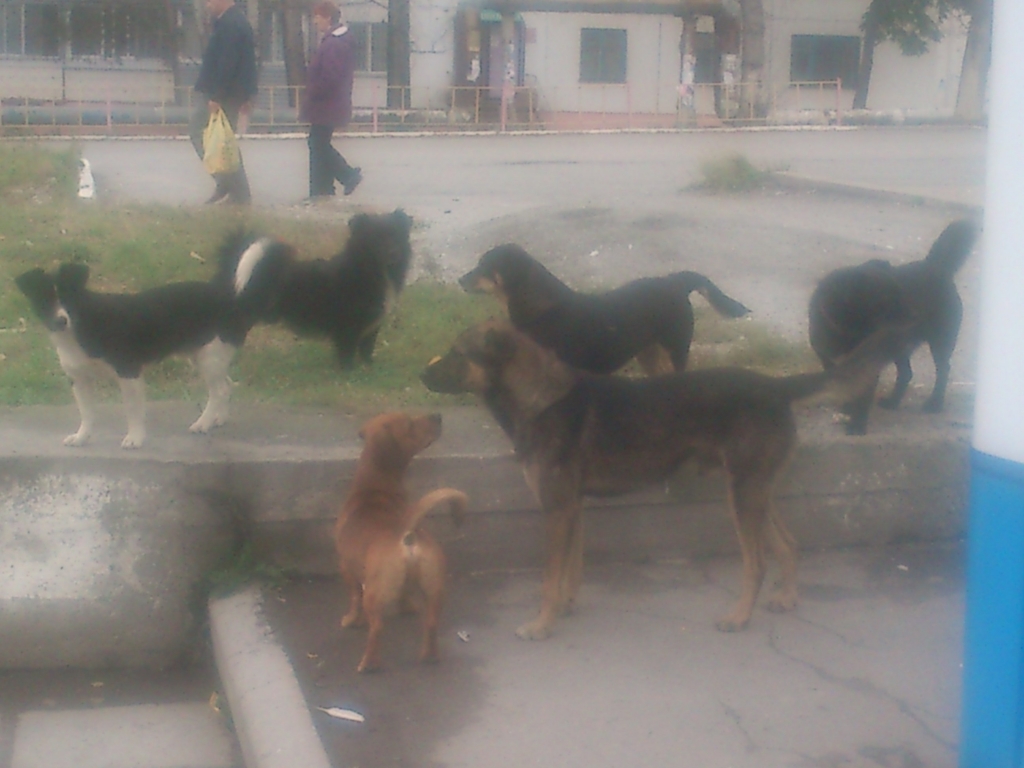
top-left (1, 143), bottom-right (816, 415)
top-left (694, 153), bottom-right (775, 193)
top-left (688, 308), bottom-right (816, 374)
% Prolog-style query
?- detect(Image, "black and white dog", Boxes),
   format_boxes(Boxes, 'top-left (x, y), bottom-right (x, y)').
top-left (14, 233), bottom-right (290, 448)
top-left (229, 209), bottom-right (414, 368)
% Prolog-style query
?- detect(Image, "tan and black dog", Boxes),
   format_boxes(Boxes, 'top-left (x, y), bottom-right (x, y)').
top-left (335, 411), bottom-right (468, 672)
top-left (422, 321), bottom-right (898, 640)
top-left (459, 244), bottom-right (750, 375)
top-left (808, 218), bottom-right (978, 434)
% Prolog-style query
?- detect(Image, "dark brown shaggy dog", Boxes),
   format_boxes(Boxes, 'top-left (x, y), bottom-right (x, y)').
top-left (808, 219), bottom-right (978, 435)
top-left (421, 321), bottom-right (895, 640)
top-left (459, 244), bottom-right (750, 375)
top-left (335, 412), bottom-right (468, 672)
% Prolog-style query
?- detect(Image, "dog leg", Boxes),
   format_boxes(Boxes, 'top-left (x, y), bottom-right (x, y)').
top-left (764, 509), bottom-right (799, 614)
top-left (717, 477), bottom-right (769, 632)
top-left (357, 327), bottom-right (381, 365)
top-left (843, 392), bottom-right (874, 436)
top-left (357, 592), bottom-right (385, 673)
top-left (190, 340), bottom-right (236, 433)
top-left (118, 376), bottom-right (147, 449)
top-left (332, 331), bottom-right (361, 369)
top-left (558, 510), bottom-right (585, 615)
top-left (417, 550), bottom-right (446, 664)
top-left (64, 376), bottom-right (98, 446)
top-left (340, 577), bottom-right (364, 628)
top-left (923, 343), bottom-right (955, 413)
top-left (878, 354), bottom-right (912, 410)
top-left (517, 502), bottom-right (579, 640)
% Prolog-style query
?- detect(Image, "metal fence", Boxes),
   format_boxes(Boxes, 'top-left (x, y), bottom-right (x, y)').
top-left (0, 80), bottom-right (845, 136)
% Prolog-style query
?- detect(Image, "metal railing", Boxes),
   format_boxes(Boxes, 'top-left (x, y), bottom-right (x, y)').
top-left (0, 80), bottom-right (845, 136)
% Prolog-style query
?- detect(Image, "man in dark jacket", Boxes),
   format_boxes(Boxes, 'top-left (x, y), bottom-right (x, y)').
top-left (189, 0), bottom-right (258, 204)
top-left (301, 1), bottom-right (361, 199)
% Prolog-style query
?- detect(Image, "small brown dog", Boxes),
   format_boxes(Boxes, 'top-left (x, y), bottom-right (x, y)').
top-left (335, 411), bottom-right (468, 672)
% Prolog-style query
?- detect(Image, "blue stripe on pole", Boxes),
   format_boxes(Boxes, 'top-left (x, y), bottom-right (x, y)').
top-left (961, 449), bottom-right (1024, 768)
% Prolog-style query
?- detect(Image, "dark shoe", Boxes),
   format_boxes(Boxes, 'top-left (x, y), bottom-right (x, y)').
top-left (301, 193), bottom-right (333, 206)
top-left (343, 168), bottom-right (362, 196)
top-left (204, 186), bottom-right (230, 205)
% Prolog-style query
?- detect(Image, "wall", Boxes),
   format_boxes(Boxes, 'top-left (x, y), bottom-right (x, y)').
top-left (764, 0), bottom-right (968, 118)
top-left (521, 11), bottom-right (682, 114)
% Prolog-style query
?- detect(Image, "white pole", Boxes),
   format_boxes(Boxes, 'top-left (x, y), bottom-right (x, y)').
top-left (960, 1), bottom-right (1024, 766)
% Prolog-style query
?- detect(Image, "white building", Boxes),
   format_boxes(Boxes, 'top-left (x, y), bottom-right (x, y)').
top-left (0, 0), bottom-right (973, 126)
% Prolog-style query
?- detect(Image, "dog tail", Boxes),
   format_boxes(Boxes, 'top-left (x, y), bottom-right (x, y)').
top-left (778, 325), bottom-right (909, 404)
top-left (924, 219), bottom-right (978, 277)
top-left (670, 272), bottom-right (751, 318)
top-left (402, 488), bottom-right (468, 540)
top-left (214, 231), bottom-right (297, 317)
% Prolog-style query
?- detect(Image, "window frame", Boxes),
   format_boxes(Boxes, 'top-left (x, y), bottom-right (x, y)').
top-left (579, 27), bottom-right (627, 85)
top-left (789, 34), bottom-right (860, 89)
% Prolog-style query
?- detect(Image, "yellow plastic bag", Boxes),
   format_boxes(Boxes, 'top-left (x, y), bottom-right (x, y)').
top-left (202, 109), bottom-right (241, 176)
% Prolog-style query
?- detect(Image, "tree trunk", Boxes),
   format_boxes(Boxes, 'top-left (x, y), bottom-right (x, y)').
top-left (387, 0), bottom-right (412, 108)
top-left (853, 5), bottom-right (881, 111)
top-left (955, 0), bottom-right (993, 121)
top-left (739, 0), bottom-right (765, 116)
top-left (280, 0), bottom-right (307, 107)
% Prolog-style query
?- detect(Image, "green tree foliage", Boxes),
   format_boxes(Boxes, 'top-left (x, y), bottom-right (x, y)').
top-left (852, 0), bottom-right (991, 117)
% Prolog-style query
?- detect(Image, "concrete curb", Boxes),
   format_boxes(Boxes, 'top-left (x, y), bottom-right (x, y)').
top-left (209, 587), bottom-right (331, 768)
top-left (774, 171), bottom-right (983, 213)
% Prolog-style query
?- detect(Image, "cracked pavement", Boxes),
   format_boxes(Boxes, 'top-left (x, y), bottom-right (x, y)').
top-left (266, 541), bottom-right (963, 768)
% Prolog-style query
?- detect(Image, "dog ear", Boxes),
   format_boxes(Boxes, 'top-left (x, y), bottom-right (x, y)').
top-left (56, 262), bottom-right (90, 294)
top-left (14, 268), bottom-right (55, 303)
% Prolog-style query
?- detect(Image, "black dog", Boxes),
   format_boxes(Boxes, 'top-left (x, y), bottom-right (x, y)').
top-left (459, 244), bottom-right (750, 375)
top-left (231, 209), bottom-right (414, 367)
top-left (14, 232), bottom-right (274, 448)
top-left (808, 218), bottom-right (978, 435)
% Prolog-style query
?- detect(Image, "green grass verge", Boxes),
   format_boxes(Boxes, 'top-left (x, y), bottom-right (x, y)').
top-left (693, 153), bottom-right (778, 193)
top-left (1, 143), bottom-right (815, 415)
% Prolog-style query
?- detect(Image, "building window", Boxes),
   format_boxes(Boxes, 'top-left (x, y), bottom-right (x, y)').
top-left (1, 1), bottom-right (169, 58)
top-left (580, 27), bottom-right (626, 84)
top-left (349, 21), bottom-right (387, 73)
top-left (24, 4), bottom-right (60, 56)
top-left (790, 35), bottom-right (860, 88)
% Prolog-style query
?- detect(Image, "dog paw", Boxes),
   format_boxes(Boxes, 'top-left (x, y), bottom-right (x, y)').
top-left (121, 433), bottom-right (145, 449)
top-left (714, 615), bottom-right (750, 633)
top-left (340, 614), bottom-right (364, 629)
top-left (515, 618), bottom-right (553, 641)
top-left (63, 432), bottom-right (90, 447)
top-left (356, 659), bottom-right (382, 673)
top-left (767, 592), bottom-right (798, 614)
top-left (189, 416), bottom-right (225, 434)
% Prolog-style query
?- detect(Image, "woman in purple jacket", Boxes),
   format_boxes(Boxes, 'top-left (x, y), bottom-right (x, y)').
top-left (302, 1), bottom-right (362, 199)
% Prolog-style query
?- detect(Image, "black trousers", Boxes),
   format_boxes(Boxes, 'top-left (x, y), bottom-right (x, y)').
top-left (308, 124), bottom-right (354, 196)
top-left (188, 97), bottom-right (251, 202)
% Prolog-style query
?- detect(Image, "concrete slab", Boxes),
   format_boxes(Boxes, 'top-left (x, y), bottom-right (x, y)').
top-left (0, 399), bottom-right (971, 669)
top-left (10, 703), bottom-right (235, 768)
top-left (209, 588), bottom-right (330, 768)
top-left (266, 542), bottom-right (965, 768)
